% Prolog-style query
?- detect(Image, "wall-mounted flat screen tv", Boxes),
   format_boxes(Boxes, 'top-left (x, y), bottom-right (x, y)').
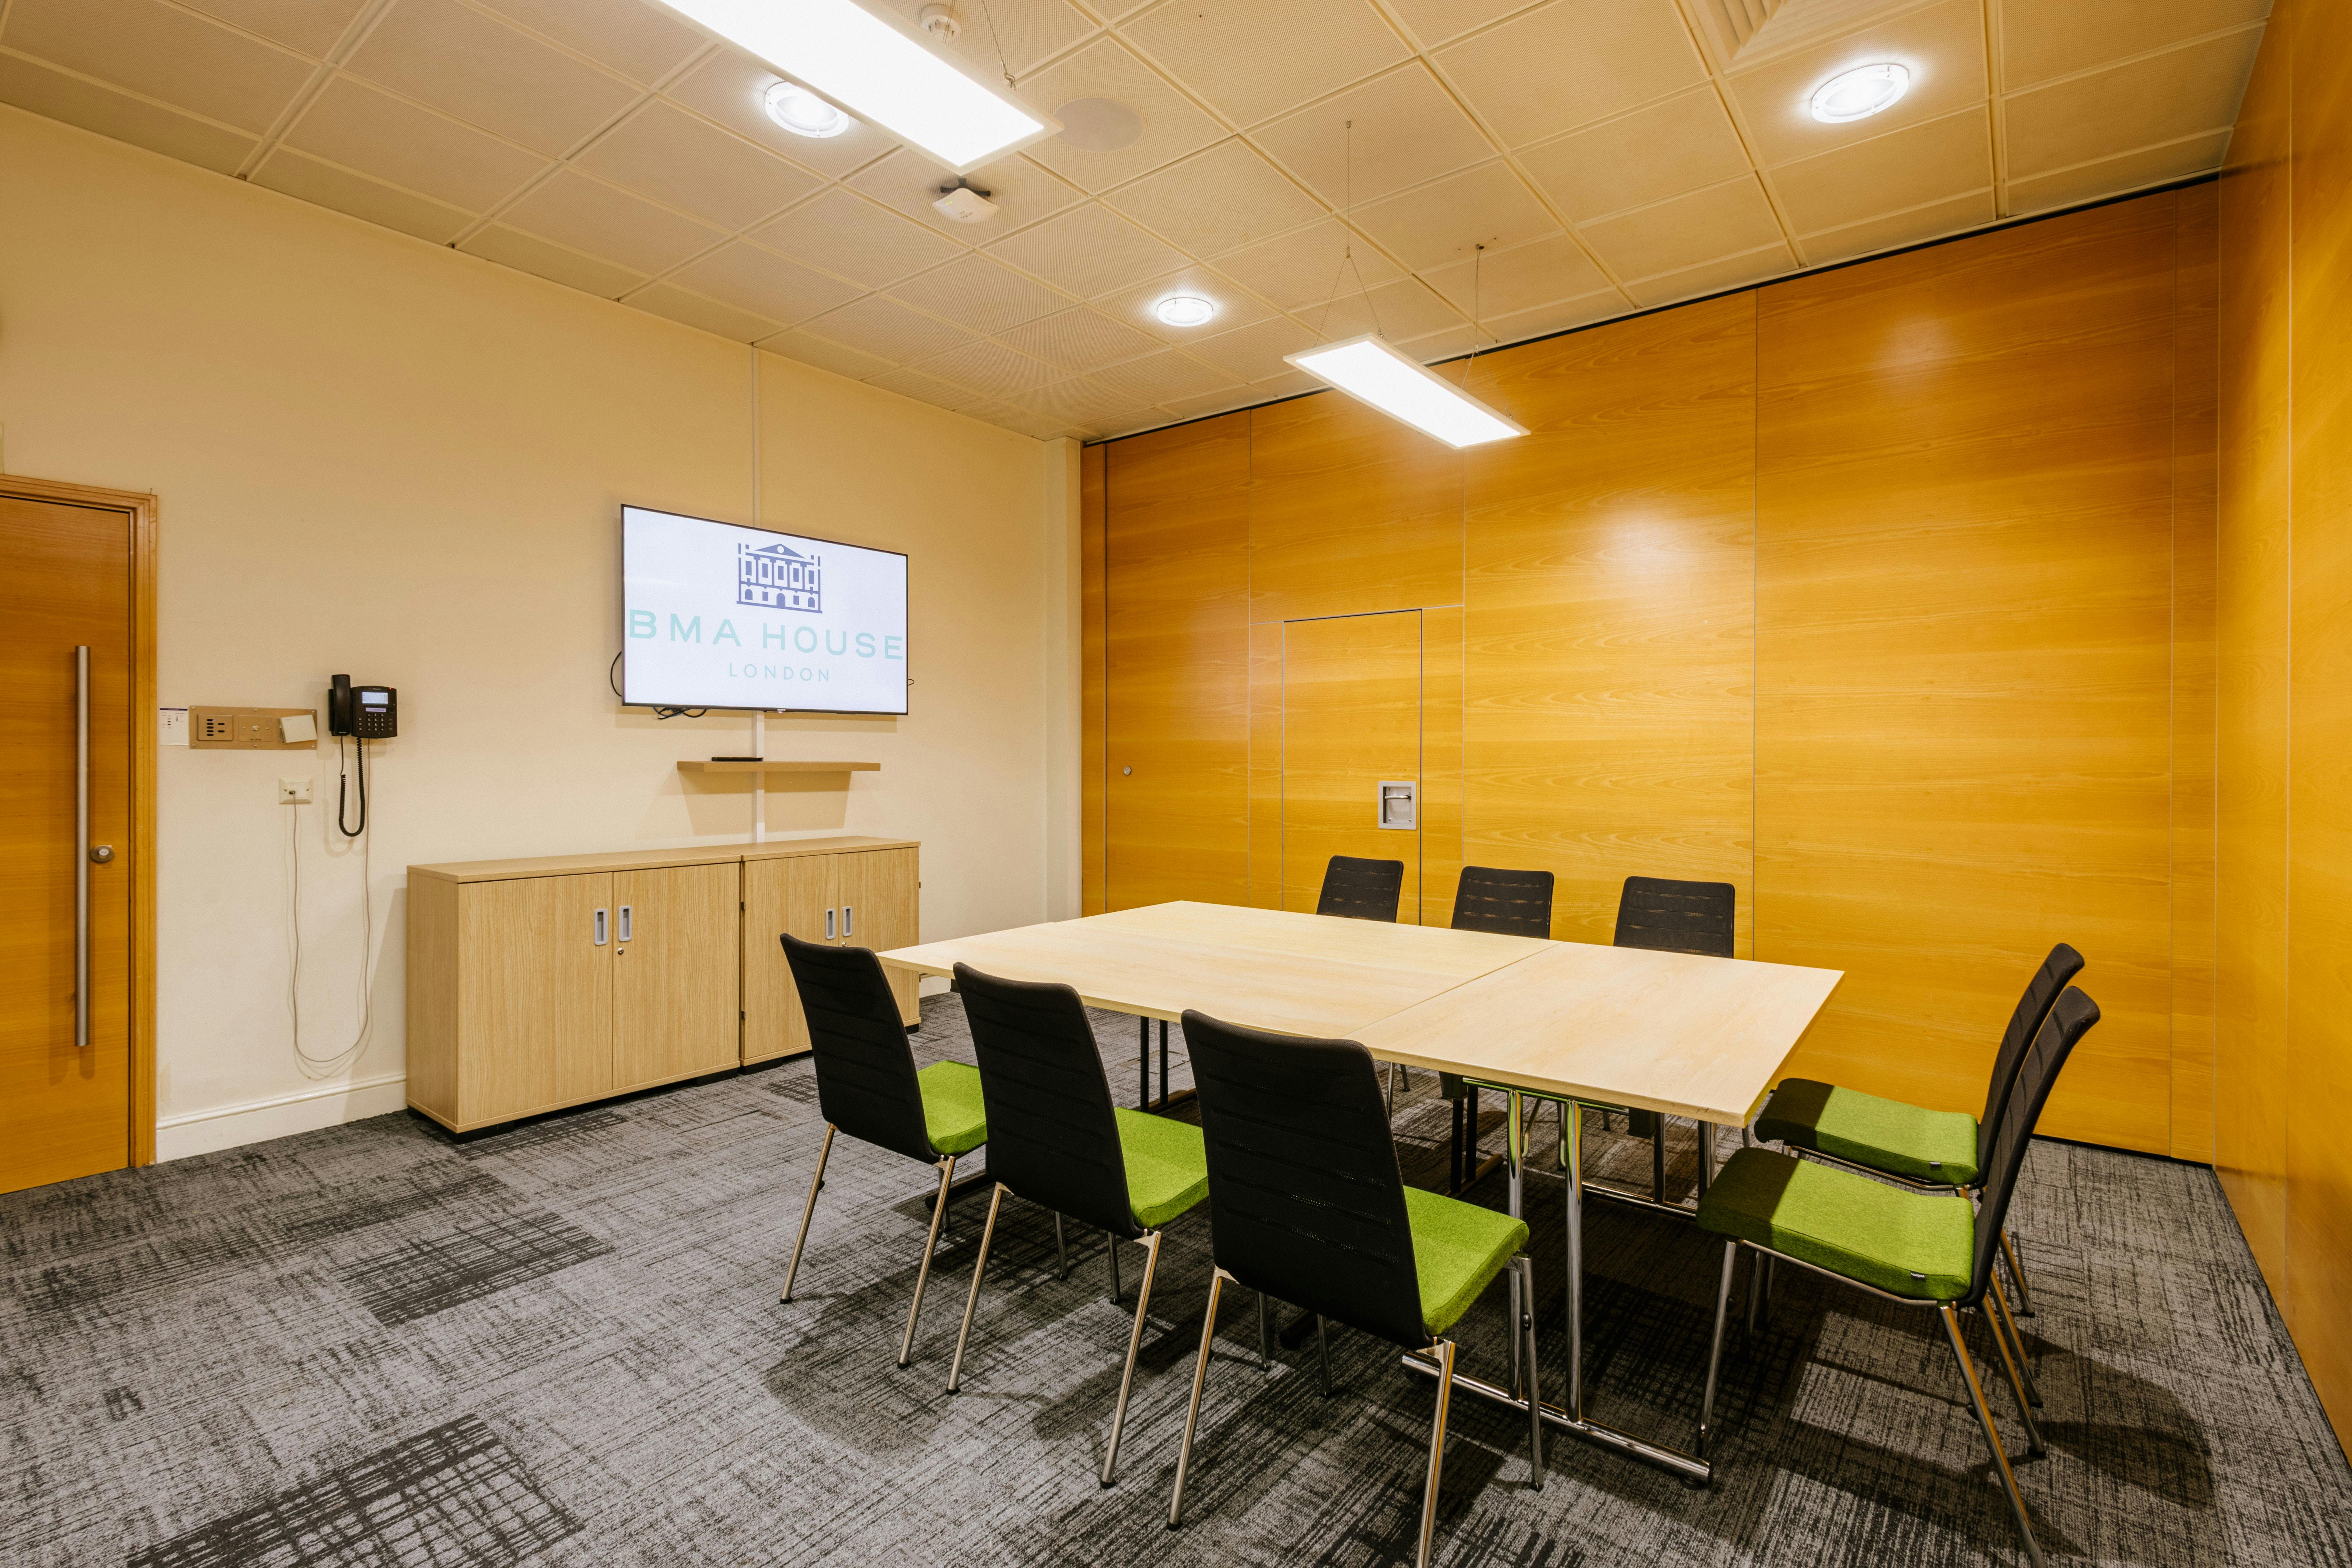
top-left (622, 505), bottom-right (909, 715)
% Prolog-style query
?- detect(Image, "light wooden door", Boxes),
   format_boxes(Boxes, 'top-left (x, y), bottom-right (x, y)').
top-left (841, 847), bottom-right (920, 1024)
top-left (1282, 611), bottom-right (1423, 920)
top-left (614, 863), bottom-right (740, 1090)
top-left (742, 854), bottom-right (838, 1063)
top-left (0, 495), bottom-right (135, 1194)
top-left (460, 873), bottom-right (612, 1124)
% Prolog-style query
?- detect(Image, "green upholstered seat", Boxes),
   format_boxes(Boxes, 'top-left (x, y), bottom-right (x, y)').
top-left (1755, 1078), bottom-right (1980, 1186)
top-left (1113, 1107), bottom-right (1209, 1229)
top-left (1403, 1186), bottom-right (1531, 1335)
top-left (917, 1061), bottom-right (988, 1157)
top-left (1696, 1147), bottom-right (1974, 1300)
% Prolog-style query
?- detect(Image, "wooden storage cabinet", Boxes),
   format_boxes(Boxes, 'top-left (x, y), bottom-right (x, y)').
top-left (408, 836), bottom-right (918, 1132)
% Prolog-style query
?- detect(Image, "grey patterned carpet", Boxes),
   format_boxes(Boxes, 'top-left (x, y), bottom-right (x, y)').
top-left (4, 994), bottom-right (2347, 1567)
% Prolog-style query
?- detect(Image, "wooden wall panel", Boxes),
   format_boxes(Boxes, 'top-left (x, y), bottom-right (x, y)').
top-left (1248, 391), bottom-right (1463, 625)
top-left (1462, 294), bottom-right (1759, 949)
top-left (2214, 6), bottom-right (2294, 1295)
top-left (1080, 442), bottom-right (1107, 916)
top-left (2172, 179), bottom-right (2220, 1164)
top-left (1247, 619), bottom-right (1283, 910)
top-left (1279, 611), bottom-right (1424, 916)
top-left (1420, 605), bottom-right (1464, 929)
top-left (1105, 415), bottom-right (1251, 909)
top-left (1756, 199), bottom-right (2181, 1153)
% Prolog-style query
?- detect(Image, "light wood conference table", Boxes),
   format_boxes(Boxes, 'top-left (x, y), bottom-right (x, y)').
top-left (879, 901), bottom-right (1841, 1482)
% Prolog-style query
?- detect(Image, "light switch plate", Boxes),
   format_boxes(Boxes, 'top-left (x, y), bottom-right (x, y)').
top-left (159, 707), bottom-right (188, 747)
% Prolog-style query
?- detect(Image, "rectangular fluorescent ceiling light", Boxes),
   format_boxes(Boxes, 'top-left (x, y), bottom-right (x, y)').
top-left (649, 0), bottom-right (1058, 173)
top-left (1284, 335), bottom-right (1526, 448)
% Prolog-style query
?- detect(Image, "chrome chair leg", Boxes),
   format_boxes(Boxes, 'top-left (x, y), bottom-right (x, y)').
top-left (1316, 1314), bottom-right (1332, 1395)
top-left (1939, 1303), bottom-right (2047, 1568)
top-left (1988, 1270), bottom-right (2044, 1408)
top-left (1516, 1257), bottom-right (1544, 1490)
top-left (1415, 1339), bottom-right (1457, 1568)
top-left (2002, 1228), bottom-right (2037, 1317)
top-left (1055, 1213), bottom-right (1068, 1280)
top-left (1699, 1240), bottom-right (1736, 1460)
top-left (1977, 1292), bottom-right (2047, 1458)
top-left (945, 1182), bottom-right (1005, 1393)
top-left (1102, 1230), bottom-right (1163, 1487)
top-left (1744, 1246), bottom-right (1764, 1338)
top-left (1167, 1267), bottom-right (1228, 1530)
top-left (1110, 1231), bottom-right (1122, 1303)
top-left (896, 1154), bottom-right (956, 1368)
top-left (780, 1124), bottom-right (836, 1303)
top-left (1986, 1275), bottom-right (2048, 1423)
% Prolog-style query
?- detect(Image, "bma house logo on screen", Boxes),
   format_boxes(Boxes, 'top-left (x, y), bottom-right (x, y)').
top-left (738, 540), bottom-right (821, 613)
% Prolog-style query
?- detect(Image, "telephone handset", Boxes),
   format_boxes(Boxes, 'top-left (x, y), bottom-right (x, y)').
top-left (328, 674), bottom-right (398, 739)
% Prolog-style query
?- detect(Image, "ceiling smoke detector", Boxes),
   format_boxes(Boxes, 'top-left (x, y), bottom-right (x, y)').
top-left (934, 179), bottom-right (998, 223)
top-left (919, 4), bottom-right (961, 39)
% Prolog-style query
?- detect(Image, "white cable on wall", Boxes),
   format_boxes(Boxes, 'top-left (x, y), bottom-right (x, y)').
top-left (285, 788), bottom-right (376, 1079)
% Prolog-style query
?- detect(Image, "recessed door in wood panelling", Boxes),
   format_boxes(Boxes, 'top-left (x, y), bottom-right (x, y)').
top-left (1756, 198), bottom-right (2180, 1155)
top-left (1463, 294), bottom-right (1758, 948)
top-left (2171, 178), bottom-right (2220, 1165)
top-left (1106, 415), bottom-right (1251, 910)
top-left (1281, 611), bottom-right (1422, 919)
top-left (460, 872), bottom-right (612, 1124)
top-left (613, 863), bottom-right (739, 1091)
top-left (1249, 392), bottom-right (1464, 624)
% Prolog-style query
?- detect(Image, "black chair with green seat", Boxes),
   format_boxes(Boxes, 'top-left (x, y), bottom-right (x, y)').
top-left (1607, 875), bottom-right (1736, 1197)
top-left (1427, 866), bottom-right (1555, 1179)
top-left (1316, 854), bottom-right (1405, 921)
top-left (777, 933), bottom-right (988, 1368)
top-left (1693, 986), bottom-right (2101, 1568)
top-left (1754, 941), bottom-right (2083, 1325)
top-left (943, 963), bottom-right (1210, 1486)
top-left (1168, 1009), bottom-right (1542, 1568)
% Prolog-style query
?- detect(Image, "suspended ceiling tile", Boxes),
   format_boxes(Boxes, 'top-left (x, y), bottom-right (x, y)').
top-left (752, 187), bottom-right (967, 288)
top-left (799, 294), bottom-right (978, 362)
top-left (1770, 105), bottom-right (1990, 236)
top-left (1724, 0), bottom-right (1988, 168)
top-left (1621, 239), bottom-right (1796, 306)
top-left (282, 77), bottom-right (550, 213)
top-left (995, 305), bottom-right (1164, 372)
top-left (1015, 375), bottom-right (1148, 424)
top-left (1085, 348), bottom-right (1246, 403)
top-left (873, 0), bottom-right (1100, 80)
top-left (1016, 36), bottom-right (1224, 192)
top-left (2000, 0), bottom-right (2268, 92)
top-left (0, 50), bottom-right (256, 173)
top-left (1382, 0), bottom-right (1544, 49)
top-left (1350, 160), bottom-right (1558, 273)
top-left (1477, 286), bottom-right (1624, 345)
top-left (2003, 32), bottom-right (2258, 180)
top-left (669, 241), bottom-right (863, 326)
top-left (2004, 128), bottom-right (2232, 216)
top-left (982, 201), bottom-right (1188, 298)
top-left (1158, 387), bottom-right (1255, 421)
top-left (1213, 219), bottom-right (1408, 308)
top-left (500, 167), bottom-right (728, 276)
top-left (251, 148), bottom-right (474, 241)
top-left (5, 0), bottom-right (315, 135)
top-left (470, 0), bottom-right (708, 84)
top-left (914, 337), bottom-right (1068, 396)
top-left (1307, 277), bottom-right (1465, 342)
top-left (1796, 187), bottom-right (1994, 266)
top-left (960, 399), bottom-right (1073, 437)
top-left (1435, 0), bottom-right (1706, 148)
top-left (177, 0), bottom-right (369, 56)
top-left (1418, 232), bottom-right (1609, 316)
top-left (1094, 265), bottom-right (1276, 344)
top-left (574, 99), bottom-right (820, 230)
top-left (1186, 314), bottom-right (1322, 382)
top-left (1515, 86), bottom-right (1752, 224)
top-left (627, 280), bottom-right (785, 342)
top-left (663, 48), bottom-right (900, 175)
top-left (1104, 140), bottom-right (1325, 257)
top-left (1253, 64), bottom-right (1497, 209)
top-left (344, 0), bottom-right (641, 157)
top-left (1250, 367), bottom-right (1322, 396)
top-left (847, 147), bottom-right (1085, 239)
top-left (867, 364), bottom-right (992, 411)
top-left (460, 223), bottom-right (649, 297)
top-left (887, 253), bottom-right (1073, 335)
top-left (760, 329), bottom-right (899, 380)
top-left (1122, 0), bottom-right (1410, 127)
top-left (1578, 174), bottom-right (1784, 281)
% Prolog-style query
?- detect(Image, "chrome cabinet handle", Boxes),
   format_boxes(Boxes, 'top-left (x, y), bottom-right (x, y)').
top-left (825, 907), bottom-right (836, 941)
top-left (75, 646), bottom-right (89, 1050)
top-left (617, 904), bottom-right (633, 943)
top-left (594, 908), bottom-right (609, 946)
top-left (843, 904), bottom-right (854, 939)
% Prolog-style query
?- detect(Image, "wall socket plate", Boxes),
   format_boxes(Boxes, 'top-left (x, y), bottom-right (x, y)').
top-left (190, 707), bottom-right (318, 749)
top-left (278, 777), bottom-right (313, 804)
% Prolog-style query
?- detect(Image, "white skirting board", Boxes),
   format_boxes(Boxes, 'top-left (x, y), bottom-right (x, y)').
top-left (155, 1072), bottom-right (411, 1162)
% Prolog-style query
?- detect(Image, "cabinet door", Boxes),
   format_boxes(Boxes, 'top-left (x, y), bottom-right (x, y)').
top-left (459, 873), bottom-right (611, 1126)
top-left (612, 862), bottom-right (741, 1091)
top-left (742, 854), bottom-right (838, 1064)
top-left (840, 848), bottom-right (920, 1025)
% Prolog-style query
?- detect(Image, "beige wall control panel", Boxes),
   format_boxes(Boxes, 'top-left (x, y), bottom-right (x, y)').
top-left (189, 706), bottom-right (318, 749)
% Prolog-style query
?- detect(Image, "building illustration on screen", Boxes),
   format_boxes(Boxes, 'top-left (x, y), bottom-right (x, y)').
top-left (737, 540), bottom-right (822, 613)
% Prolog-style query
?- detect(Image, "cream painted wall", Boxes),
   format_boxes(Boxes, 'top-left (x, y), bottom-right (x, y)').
top-left (0, 106), bottom-right (1074, 1158)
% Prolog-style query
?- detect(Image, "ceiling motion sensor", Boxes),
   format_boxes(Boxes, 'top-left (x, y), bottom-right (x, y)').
top-left (933, 177), bottom-right (998, 224)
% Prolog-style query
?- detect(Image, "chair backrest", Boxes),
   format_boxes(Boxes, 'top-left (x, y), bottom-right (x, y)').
top-left (1972, 943), bottom-right (2086, 1182)
top-left (1451, 866), bottom-right (1555, 938)
top-left (953, 964), bottom-right (1136, 1238)
top-left (782, 933), bottom-right (933, 1163)
top-left (1316, 856), bottom-right (1405, 922)
top-left (1182, 1009), bottom-right (1428, 1349)
top-left (1612, 875), bottom-right (1736, 958)
top-left (1966, 985), bottom-right (2099, 1307)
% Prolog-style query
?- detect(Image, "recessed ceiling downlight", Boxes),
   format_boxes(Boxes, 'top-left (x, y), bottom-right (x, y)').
top-left (1057, 97), bottom-right (1144, 153)
top-left (765, 80), bottom-right (850, 138)
top-left (1154, 295), bottom-right (1216, 328)
top-left (1809, 62), bottom-right (1910, 123)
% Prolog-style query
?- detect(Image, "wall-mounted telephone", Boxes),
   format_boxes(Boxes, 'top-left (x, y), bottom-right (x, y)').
top-left (329, 674), bottom-right (398, 739)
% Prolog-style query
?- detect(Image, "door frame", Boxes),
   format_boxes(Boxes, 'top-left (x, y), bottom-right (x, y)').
top-left (4, 474), bottom-right (159, 1166)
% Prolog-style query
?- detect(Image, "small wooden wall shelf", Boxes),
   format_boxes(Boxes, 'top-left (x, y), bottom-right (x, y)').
top-left (676, 760), bottom-right (880, 775)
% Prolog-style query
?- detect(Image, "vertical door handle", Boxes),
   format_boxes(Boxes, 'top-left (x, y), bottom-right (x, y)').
top-left (74, 646), bottom-right (90, 1050)
top-left (842, 904), bottom-right (854, 939)
top-left (825, 907), bottom-right (836, 941)
top-left (594, 908), bottom-right (609, 945)
top-left (617, 904), bottom-right (633, 943)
